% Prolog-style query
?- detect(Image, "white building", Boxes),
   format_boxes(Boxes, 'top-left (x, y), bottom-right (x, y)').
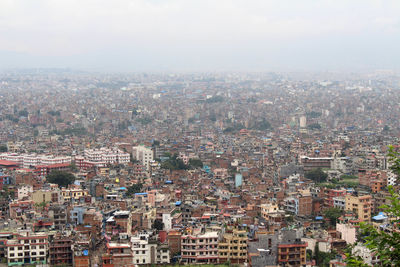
top-left (83, 147), bottom-right (130, 166)
top-left (6, 233), bottom-right (48, 266)
top-left (333, 196), bottom-right (346, 210)
top-left (387, 170), bottom-right (397, 186)
top-left (131, 232), bottom-right (170, 265)
top-left (17, 185), bottom-right (33, 200)
top-left (0, 153), bottom-right (72, 168)
top-left (162, 213), bottom-right (172, 231)
top-left (299, 116), bottom-right (307, 128)
top-left (132, 146), bottom-right (153, 170)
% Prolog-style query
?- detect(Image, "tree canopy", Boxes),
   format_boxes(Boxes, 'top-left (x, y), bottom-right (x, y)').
top-left (126, 183), bottom-right (143, 197)
top-left (323, 207), bottom-right (343, 226)
top-left (161, 154), bottom-right (188, 170)
top-left (305, 168), bottom-right (328, 183)
top-left (0, 144), bottom-right (7, 152)
top-left (47, 171), bottom-right (75, 188)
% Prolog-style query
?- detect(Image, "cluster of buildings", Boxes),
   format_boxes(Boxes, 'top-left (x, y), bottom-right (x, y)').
top-left (0, 70), bottom-right (399, 266)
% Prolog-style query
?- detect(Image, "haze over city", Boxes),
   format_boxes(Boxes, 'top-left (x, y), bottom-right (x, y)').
top-left (1, 0), bottom-right (400, 71)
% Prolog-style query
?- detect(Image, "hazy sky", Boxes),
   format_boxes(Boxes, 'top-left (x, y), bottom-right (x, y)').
top-left (1, 0), bottom-right (400, 71)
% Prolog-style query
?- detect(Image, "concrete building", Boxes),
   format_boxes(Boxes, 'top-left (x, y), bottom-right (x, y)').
top-left (17, 185), bottom-right (33, 200)
top-left (130, 232), bottom-right (170, 265)
top-left (49, 237), bottom-right (73, 266)
top-left (83, 147), bottom-right (130, 166)
top-left (235, 173), bottom-right (243, 188)
top-left (32, 189), bottom-right (63, 204)
top-left (6, 233), bottom-right (48, 266)
top-left (218, 228), bottom-right (247, 264)
top-left (132, 145), bottom-right (153, 170)
top-left (345, 195), bottom-right (372, 222)
top-left (181, 231), bottom-right (219, 264)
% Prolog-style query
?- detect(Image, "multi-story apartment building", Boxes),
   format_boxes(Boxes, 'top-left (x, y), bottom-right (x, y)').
top-left (277, 240), bottom-right (307, 267)
top-left (83, 147), bottom-right (130, 166)
top-left (218, 228), bottom-right (248, 264)
top-left (105, 210), bottom-right (132, 236)
top-left (0, 153), bottom-right (72, 168)
top-left (32, 189), bottom-right (63, 204)
top-left (345, 195), bottom-right (372, 222)
top-left (333, 196), bottom-right (346, 210)
top-left (6, 233), bottom-right (48, 266)
top-left (61, 188), bottom-right (89, 202)
top-left (130, 232), bottom-right (170, 265)
top-left (49, 236), bottom-right (73, 266)
top-left (301, 156), bottom-right (332, 172)
top-left (132, 145), bottom-right (153, 170)
top-left (102, 242), bottom-right (133, 267)
top-left (181, 230), bottom-right (219, 264)
top-left (49, 204), bottom-right (68, 230)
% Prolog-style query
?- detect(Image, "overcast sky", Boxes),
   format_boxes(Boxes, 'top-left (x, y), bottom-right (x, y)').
top-left (1, 0), bottom-right (400, 72)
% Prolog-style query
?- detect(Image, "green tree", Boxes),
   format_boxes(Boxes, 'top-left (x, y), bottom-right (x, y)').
top-left (0, 144), bottom-right (7, 152)
top-left (305, 168), bottom-right (328, 183)
top-left (345, 146), bottom-right (400, 266)
top-left (126, 183), bottom-right (143, 197)
top-left (323, 207), bottom-right (343, 226)
top-left (188, 158), bottom-right (203, 169)
top-left (152, 219), bottom-right (164, 231)
top-left (46, 171), bottom-right (75, 188)
top-left (161, 154), bottom-right (188, 170)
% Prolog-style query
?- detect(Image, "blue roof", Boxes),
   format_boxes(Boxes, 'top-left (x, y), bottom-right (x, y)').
top-left (135, 192), bottom-right (148, 196)
top-left (119, 187), bottom-right (127, 190)
top-left (315, 216), bottom-right (324, 220)
top-left (165, 180), bottom-right (173, 184)
top-left (373, 212), bottom-right (387, 221)
top-left (83, 250), bottom-right (89, 256)
top-left (175, 201), bottom-right (182, 206)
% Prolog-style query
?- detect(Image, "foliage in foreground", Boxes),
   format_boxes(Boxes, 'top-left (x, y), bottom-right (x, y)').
top-left (345, 146), bottom-right (400, 266)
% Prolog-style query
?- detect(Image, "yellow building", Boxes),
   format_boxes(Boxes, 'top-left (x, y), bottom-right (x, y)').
top-left (61, 188), bottom-right (89, 202)
top-left (32, 189), bottom-right (62, 204)
top-left (218, 228), bottom-right (248, 264)
top-left (345, 195), bottom-right (372, 221)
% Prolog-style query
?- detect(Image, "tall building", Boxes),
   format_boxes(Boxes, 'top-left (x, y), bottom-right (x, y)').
top-left (345, 195), bottom-right (372, 222)
top-left (299, 116), bottom-right (307, 128)
top-left (6, 233), bottom-right (48, 266)
top-left (181, 231), bottom-right (219, 264)
top-left (218, 228), bottom-right (248, 264)
top-left (132, 145), bottom-right (153, 170)
top-left (49, 236), bottom-right (73, 266)
top-left (235, 173), bottom-right (243, 187)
